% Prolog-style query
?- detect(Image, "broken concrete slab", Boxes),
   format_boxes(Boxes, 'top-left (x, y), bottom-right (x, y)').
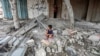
top-left (65, 47), bottom-right (77, 56)
top-left (0, 17), bottom-right (38, 49)
top-left (88, 34), bottom-right (100, 42)
top-left (10, 38), bottom-right (29, 56)
top-left (36, 14), bottom-right (46, 21)
top-left (62, 29), bottom-right (77, 36)
top-left (0, 14), bottom-right (46, 48)
top-left (75, 21), bottom-right (100, 31)
top-left (46, 47), bottom-right (51, 52)
top-left (13, 19), bottom-right (37, 36)
top-left (14, 14), bottom-right (46, 36)
top-left (35, 48), bottom-right (46, 56)
top-left (26, 39), bottom-right (35, 47)
top-left (56, 40), bottom-right (63, 52)
top-left (0, 36), bottom-right (11, 44)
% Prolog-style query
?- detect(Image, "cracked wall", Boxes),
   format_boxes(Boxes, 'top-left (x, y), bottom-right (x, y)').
top-left (27, 0), bottom-right (48, 19)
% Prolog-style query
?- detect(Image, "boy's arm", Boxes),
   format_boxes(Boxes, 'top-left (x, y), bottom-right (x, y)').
top-left (45, 29), bottom-right (48, 34)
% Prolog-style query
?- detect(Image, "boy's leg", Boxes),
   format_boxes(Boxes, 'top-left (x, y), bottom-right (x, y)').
top-left (49, 34), bottom-right (53, 38)
top-left (45, 34), bottom-right (53, 40)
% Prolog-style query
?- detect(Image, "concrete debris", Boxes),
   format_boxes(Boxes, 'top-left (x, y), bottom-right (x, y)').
top-left (91, 48), bottom-right (100, 55)
top-left (75, 22), bottom-right (100, 32)
top-left (65, 47), bottom-right (77, 56)
top-left (69, 38), bottom-right (75, 44)
top-left (35, 48), bottom-right (46, 56)
top-left (98, 41), bottom-right (100, 46)
top-left (46, 47), bottom-right (51, 52)
top-left (56, 39), bottom-right (62, 52)
top-left (0, 15), bottom-right (100, 56)
top-left (41, 39), bottom-right (50, 46)
top-left (0, 21), bottom-right (13, 35)
top-left (20, 18), bottom-right (100, 56)
top-left (88, 34), bottom-right (100, 46)
top-left (26, 39), bottom-right (35, 47)
top-left (0, 36), bottom-right (11, 44)
top-left (88, 34), bottom-right (100, 42)
top-left (62, 29), bottom-right (70, 36)
top-left (62, 28), bottom-right (77, 36)
top-left (10, 38), bottom-right (29, 56)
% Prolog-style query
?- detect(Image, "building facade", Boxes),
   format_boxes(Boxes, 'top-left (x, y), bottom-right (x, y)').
top-left (1, 0), bottom-right (100, 22)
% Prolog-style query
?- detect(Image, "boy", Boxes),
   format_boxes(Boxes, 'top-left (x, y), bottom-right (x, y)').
top-left (45, 25), bottom-right (53, 40)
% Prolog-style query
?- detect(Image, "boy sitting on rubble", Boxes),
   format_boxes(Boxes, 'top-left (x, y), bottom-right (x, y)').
top-left (45, 25), bottom-right (54, 40)
top-left (41, 25), bottom-right (54, 46)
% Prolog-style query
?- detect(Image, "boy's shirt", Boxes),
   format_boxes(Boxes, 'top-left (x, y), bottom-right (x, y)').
top-left (47, 29), bottom-right (53, 34)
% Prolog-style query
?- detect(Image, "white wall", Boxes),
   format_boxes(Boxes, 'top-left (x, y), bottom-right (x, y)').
top-left (0, 1), bottom-right (4, 19)
top-left (27, 0), bottom-right (49, 19)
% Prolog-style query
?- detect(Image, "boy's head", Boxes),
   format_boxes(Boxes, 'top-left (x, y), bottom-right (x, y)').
top-left (48, 25), bottom-right (52, 29)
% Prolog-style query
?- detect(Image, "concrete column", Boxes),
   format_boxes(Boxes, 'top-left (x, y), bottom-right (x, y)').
top-left (91, 0), bottom-right (98, 21)
top-left (86, 0), bottom-right (94, 21)
top-left (9, 0), bottom-right (20, 29)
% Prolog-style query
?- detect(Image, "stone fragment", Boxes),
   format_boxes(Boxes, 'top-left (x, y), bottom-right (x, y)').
top-left (35, 48), bottom-right (46, 56)
top-left (56, 40), bottom-right (62, 52)
top-left (97, 41), bottom-right (100, 46)
top-left (53, 30), bottom-right (57, 35)
top-left (91, 49), bottom-right (100, 55)
top-left (51, 48), bottom-right (55, 53)
top-left (46, 47), bottom-right (51, 52)
top-left (41, 39), bottom-right (50, 46)
top-left (26, 39), bottom-right (34, 47)
top-left (62, 29), bottom-right (77, 36)
top-left (62, 29), bottom-right (70, 36)
top-left (88, 34), bottom-right (100, 42)
top-left (69, 38), bottom-right (75, 44)
top-left (77, 41), bottom-right (84, 46)
top-left (65, 47), bottom-right (77, 56)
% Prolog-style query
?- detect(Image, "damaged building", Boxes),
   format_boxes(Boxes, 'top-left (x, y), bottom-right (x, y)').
top-left (0, 0), bottom-right (100, 56)
top-left (0, 0), bottom-right (100, 22)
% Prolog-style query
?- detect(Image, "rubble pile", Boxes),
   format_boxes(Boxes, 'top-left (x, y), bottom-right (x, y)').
top-left (25, 18), bottom-right (100, 56)
top-left (0, 15), bottom-right (100, 56)
top-left (28, 27), bottom-right (100, 56)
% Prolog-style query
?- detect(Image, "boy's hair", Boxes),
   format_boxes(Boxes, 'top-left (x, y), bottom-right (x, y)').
top-left (48, 25), bottom-right (52, 29)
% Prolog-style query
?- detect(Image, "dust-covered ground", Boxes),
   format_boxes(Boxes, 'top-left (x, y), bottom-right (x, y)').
top-left (0, 18), bottom-right (100, 56)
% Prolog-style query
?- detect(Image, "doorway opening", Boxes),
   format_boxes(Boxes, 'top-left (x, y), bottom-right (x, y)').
top-left (48, 0), bottom-right (62, 18)
top-left (53, 0), bottom-right (58, 18)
